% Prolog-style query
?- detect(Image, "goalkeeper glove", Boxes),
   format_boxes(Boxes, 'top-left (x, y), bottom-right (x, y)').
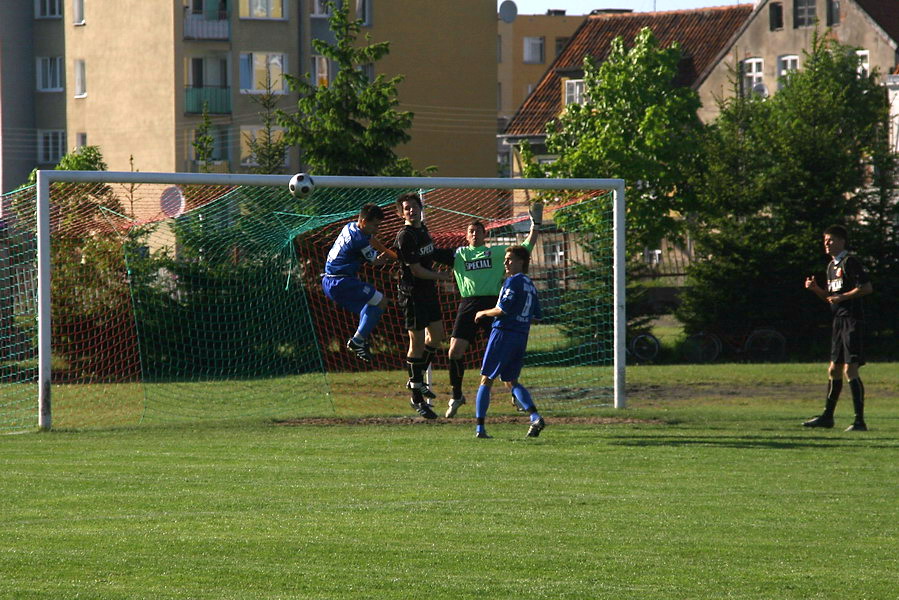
top-left (528, 201), bottom-right (544, 227)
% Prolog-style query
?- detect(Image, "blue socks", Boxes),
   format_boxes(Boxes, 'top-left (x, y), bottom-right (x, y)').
top-left (512, 384), bottom-right (541, 422)
top-left (354, 303), bottom-right (383, 342)
top-left (475, 385), bottom-right (491, 422)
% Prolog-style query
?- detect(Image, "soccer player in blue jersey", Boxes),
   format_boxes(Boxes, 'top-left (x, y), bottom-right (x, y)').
top-left (321, 203), bottom-right (396, 362)
top-left (473, 245), bottom-right (545, 438)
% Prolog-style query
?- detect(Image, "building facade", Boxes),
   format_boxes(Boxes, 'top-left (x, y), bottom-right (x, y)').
top-left (0, 0), bottom-right (496, 193)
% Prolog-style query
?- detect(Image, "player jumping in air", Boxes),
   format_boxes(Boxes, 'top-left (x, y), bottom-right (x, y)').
top-left (444, 202), bottom-right (542, 417)
top-left (394, 193), bottom-right (455, 419)
top-left (473, 245), bottom-right (545, 439)
top-left (321, 203), bottom-right (396, 363)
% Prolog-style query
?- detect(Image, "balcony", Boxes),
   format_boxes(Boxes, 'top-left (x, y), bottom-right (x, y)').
top-left (183, 8), bottom-right (230, 40)
top-left (185, 86), bottom-right (232, 114)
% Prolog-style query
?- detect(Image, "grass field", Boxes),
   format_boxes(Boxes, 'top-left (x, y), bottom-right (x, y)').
top-left (2, 363), bottom-right (898, 599)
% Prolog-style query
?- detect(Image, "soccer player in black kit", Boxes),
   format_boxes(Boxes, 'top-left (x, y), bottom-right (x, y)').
top-left (394, 193), bottom-right (454, 419)
top-left (803, 225), bottom-right (873, 431)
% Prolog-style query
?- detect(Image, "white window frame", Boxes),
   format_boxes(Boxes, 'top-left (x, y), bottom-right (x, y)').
top-left (311, 0), bottom-right (329, 17)
top-left (523, 36), bottom-right (545, 64)
top-left (73, 0), bottom-right (85, 24)
top-left (38, 130), bottom-right (66, 164)
top-left (856, 50), bottom-right (870, 78)
top-left (564, 79), bottom-right (586, 106)
top-left (312, 55), bottom-right (331, 87)
top-left (794, 0), bottom-right (815, 28)
top-left (777, 54), bottom-right (798, 89)
top-left (239, 0), bottom-right (285, 19)
top-left (35, 0), bottom-right (62, 18)
top-left (240, 125), bottom-right (287, 166)
top-left (37, 57), bottom-right (64, 92)
top-left (239, 52), bottom-right (287, 93)
top-left (742, 58), bottom-right (764, 96)
top-left (356, 0), bottom-right (372, 26)
top-left (74, 59), bottom-right (87, 97)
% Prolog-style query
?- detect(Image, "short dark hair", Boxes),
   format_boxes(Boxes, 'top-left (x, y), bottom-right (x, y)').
top-left (468, 220), bottom-right (486, 232)
top-left (359, 203), bottom-right (384, 221)
top-left (395, 192), bottom-right (422, 217)
top-left (506, 244), bottom-right (531, 273)
top-left (824, 224), bottom-right (849, 243)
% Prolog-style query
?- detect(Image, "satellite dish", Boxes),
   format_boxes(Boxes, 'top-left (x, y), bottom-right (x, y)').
top-left (751, 83), bottom-right (769, 98)
top-left (499, 0), bottom-right (517, 23)
top-left (160, 186), bottom-right (186, 218)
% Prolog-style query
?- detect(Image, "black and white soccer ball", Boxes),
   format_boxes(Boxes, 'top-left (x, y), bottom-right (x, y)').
top-left (288, 173), bottom-right (315, 198)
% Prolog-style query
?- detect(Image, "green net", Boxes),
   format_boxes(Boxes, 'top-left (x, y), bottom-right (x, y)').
top-left (0, 176), bottom-right (617, 430)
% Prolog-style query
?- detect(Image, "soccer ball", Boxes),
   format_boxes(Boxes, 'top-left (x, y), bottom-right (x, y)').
top-left (288, 173), bottom-right (315, 198)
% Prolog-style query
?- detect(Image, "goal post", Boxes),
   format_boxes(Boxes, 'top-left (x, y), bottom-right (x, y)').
top-left (19, 170), bottom-right (626, 431)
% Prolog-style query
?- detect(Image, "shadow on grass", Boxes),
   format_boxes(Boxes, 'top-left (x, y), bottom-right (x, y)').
top-left (607, 434), bottom-right (898, 450)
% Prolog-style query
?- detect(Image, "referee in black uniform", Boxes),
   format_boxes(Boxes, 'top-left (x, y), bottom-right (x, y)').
top-left (394, 192), bottom-right (454, 419)
top-left (803, 225), bottom-right (873, 431)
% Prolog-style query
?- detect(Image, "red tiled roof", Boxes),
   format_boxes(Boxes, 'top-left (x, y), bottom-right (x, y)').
top-left (504, 5), bottom-right (753, 136)
top-left (854, 0), bottom-right (899, 45)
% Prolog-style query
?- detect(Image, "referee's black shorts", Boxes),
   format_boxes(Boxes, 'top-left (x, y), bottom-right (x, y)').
top-left (830, 316), bottom-right (865, 366)
top-left (400, 288), bottom-right (443, 331)
top-left (451, 296), bottom-right (496, 343)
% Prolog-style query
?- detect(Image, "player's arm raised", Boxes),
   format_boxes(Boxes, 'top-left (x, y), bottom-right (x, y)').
top-left (410, 262), bottom-right (453, 282)
top-left (370, 236), bottom-right (398, 262)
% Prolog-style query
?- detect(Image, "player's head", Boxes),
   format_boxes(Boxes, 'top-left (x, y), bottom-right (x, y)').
top-left (358, 203), bottom-right (385, 235)
top-left (466, 221), bottom-right (487, 247)
top-left (823, 224), bottom-right (848, 256)
top-left (504, 245), bottom-right (530, 275)
top-left (396, 193), bottom-right (422, 226)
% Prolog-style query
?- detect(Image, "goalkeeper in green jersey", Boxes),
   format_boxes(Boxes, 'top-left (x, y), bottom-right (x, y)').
top-left (443, 201), bottom-right (543, 418)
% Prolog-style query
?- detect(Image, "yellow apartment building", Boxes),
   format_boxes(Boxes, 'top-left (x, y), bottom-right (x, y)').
top-left (0, 0), bottom-right (497, 193)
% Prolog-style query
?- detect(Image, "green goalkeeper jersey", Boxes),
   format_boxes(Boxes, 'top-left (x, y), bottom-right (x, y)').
top-left (452, 240), bottom-right (533, 298)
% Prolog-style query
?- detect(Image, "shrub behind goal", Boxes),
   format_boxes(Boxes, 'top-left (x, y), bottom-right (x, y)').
top-left (0, 172), bottom-right (624, 431)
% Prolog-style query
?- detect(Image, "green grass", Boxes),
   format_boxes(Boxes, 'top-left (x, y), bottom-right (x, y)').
top-left (2, 363), bottom-right (898, 599)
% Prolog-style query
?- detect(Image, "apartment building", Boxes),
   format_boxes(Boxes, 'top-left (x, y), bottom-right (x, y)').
top-left (0, 0), bottom-right (496, 193)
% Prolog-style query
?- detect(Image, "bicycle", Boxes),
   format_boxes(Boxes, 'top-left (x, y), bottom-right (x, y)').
top-left (681, 328), bottom-right (786, 363)
top-left (628, 331), bottom-right (661, 363)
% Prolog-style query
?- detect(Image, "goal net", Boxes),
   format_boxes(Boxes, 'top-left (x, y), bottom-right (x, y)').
top-left (1, 172), bottom-right (624, 431)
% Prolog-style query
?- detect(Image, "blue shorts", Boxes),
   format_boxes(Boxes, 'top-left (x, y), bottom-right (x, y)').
top-left (322, 275), bottom-right (379, 315)
top-left (480, 328), bottom-right (527, 382)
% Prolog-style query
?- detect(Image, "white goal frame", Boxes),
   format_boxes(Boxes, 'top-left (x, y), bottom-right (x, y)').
top-left (35, 170), bottom-right (626, 430)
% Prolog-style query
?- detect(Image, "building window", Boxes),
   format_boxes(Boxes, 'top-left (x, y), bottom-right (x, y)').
top-left (37, 57), bottom-right (64, 91)
top-left (555, 37), bottom-right (569, 58)
top-left (239, 52), bottom-right (286, 93)
top-left (769, 2), bottom-right (783, 30)
top-left (777, 55), bottom-right (799, 89)
top-left (564, 79), bottom-right (586, 106)
top-left (311, 0), bottom-right (329, 17)
top-left (827, 0), bottom-right (840, 26)
top-left (73, 0), bottom-right (84, 24)
top-left (35, 0), bottom-right (62, 18)
top-left (240, 125), bottom-right (286, 166)
top-left (856, 50), bottom-right (870, 78)
top-left (239, 0), bottom-right (283, 19)
top-left (312, 55), bottom-right (331, 87)
top-left (741, 58), bottom-right (764, 96)
top-left (523, 37), bottom-right (545, 64)
top-left (356, 0), bottom-right (371, 26)
top-left (195, 126), bottom-right (231, 162)
top-left (794, 0), bottom-right (815, 28)
top-left (38, 130), bottom-right (66, 164)
top-left (76, 132), bottom-right (88, 148)
top-left (358, 63), bottom-right (374, 83)
top-left (74, 59), bottom-right (87, 97)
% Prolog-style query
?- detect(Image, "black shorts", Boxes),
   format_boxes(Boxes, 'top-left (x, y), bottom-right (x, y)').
top-left (830, 317), bottom-right (865, 366)
top-left (400, 288), bottom-right (443, 331)
top-left (452, 296), bottom-right (496, 342)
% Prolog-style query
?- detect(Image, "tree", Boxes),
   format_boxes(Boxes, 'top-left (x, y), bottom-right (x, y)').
top-left (192, 102), bottom-right (215, 173)
top-left (519, 27), bottom-right (704, 254)
top-left (678, 32), bottom-right (896, 354)
top-left (244, 76), bottom-right (289, 175)
top-left (277, 1), bottom-right (421, 176)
